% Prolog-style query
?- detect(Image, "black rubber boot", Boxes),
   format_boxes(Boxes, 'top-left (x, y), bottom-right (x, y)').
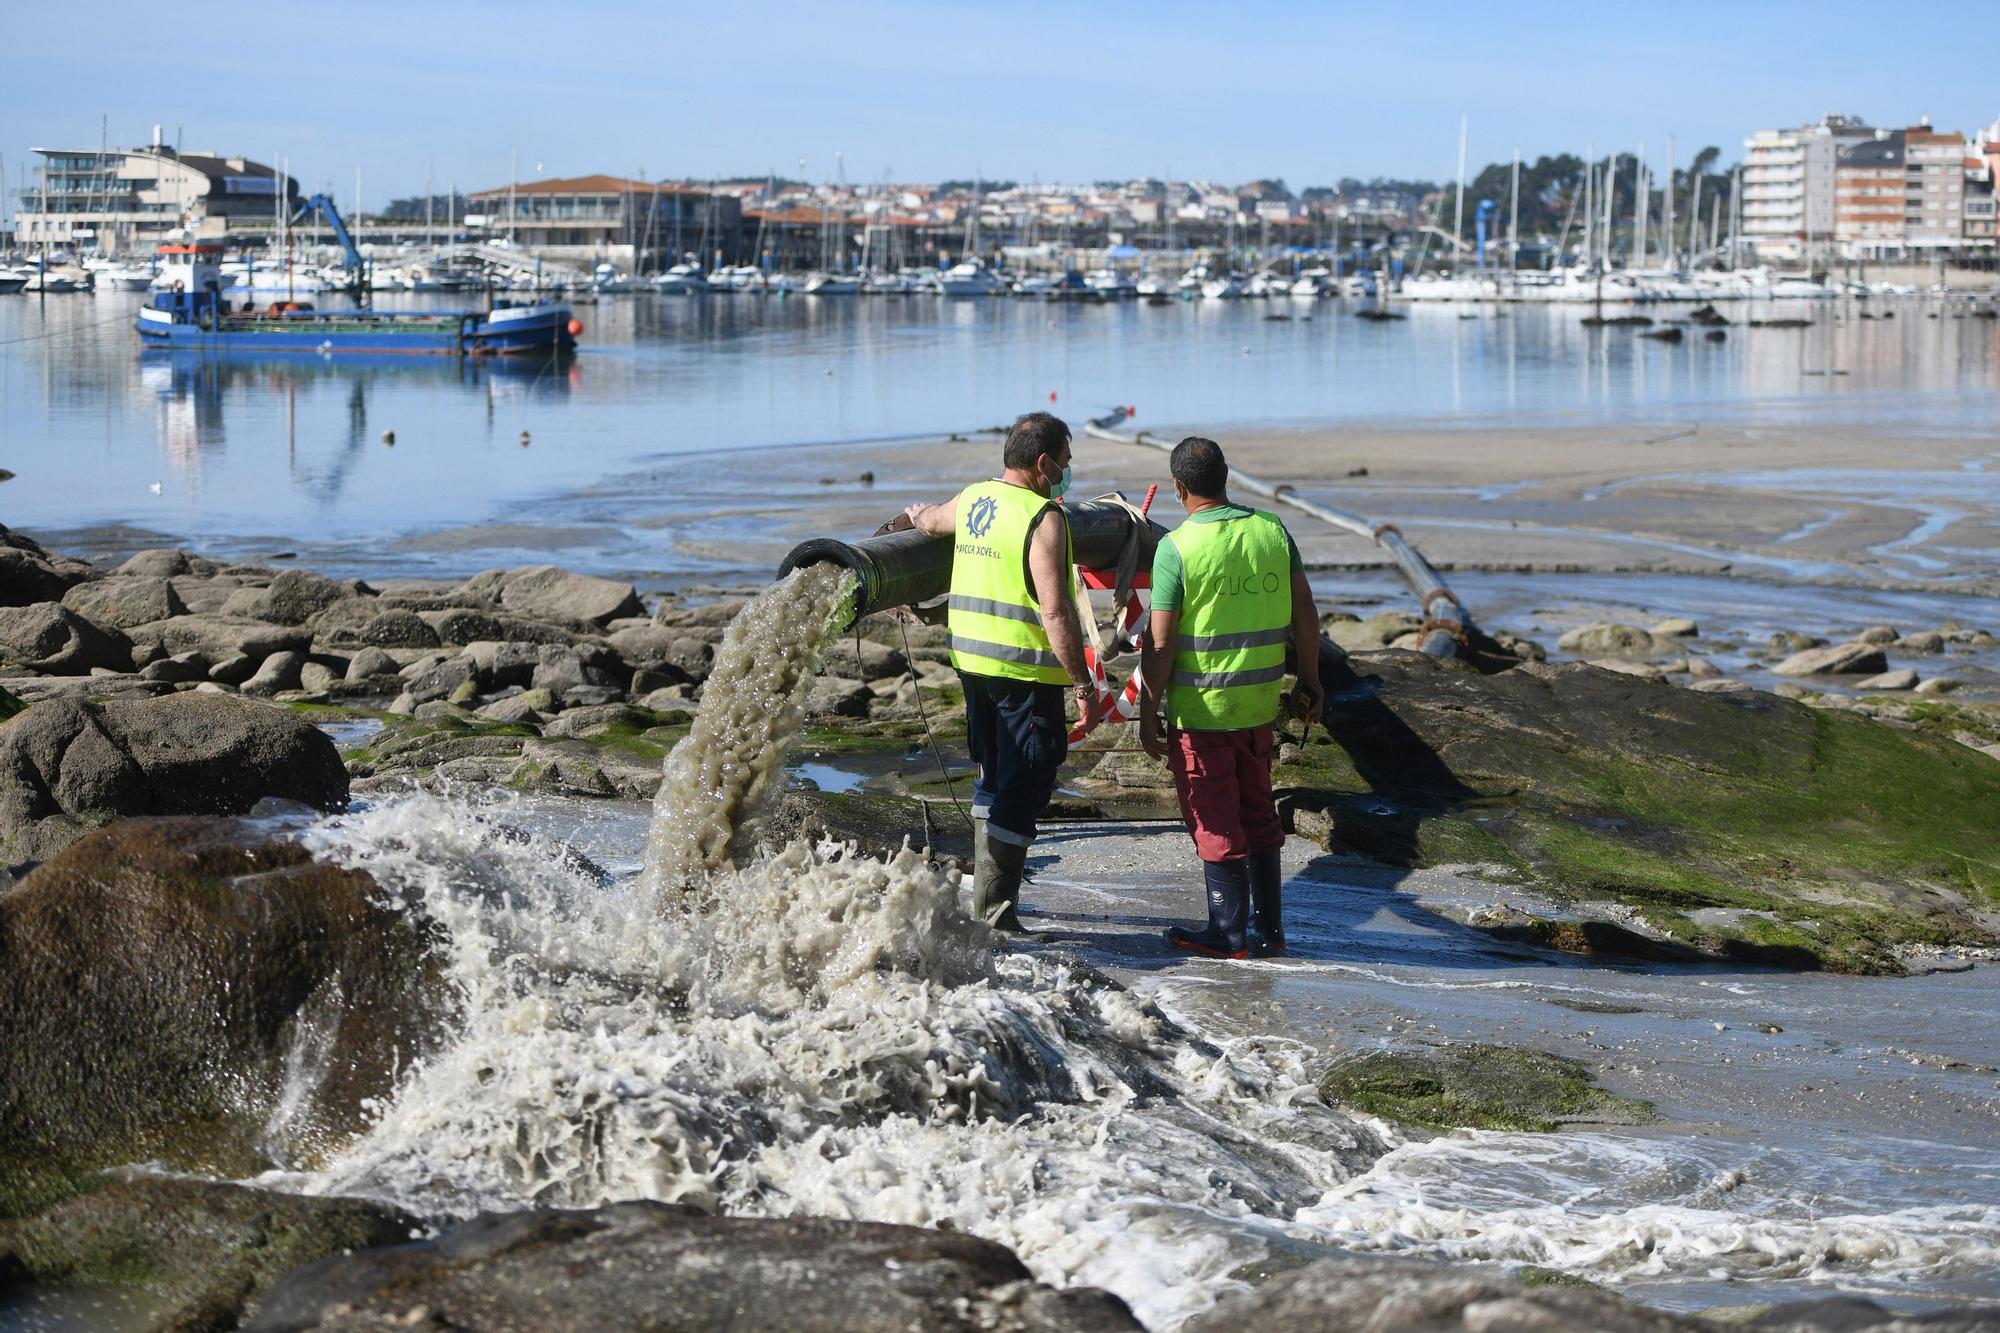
top-left (972, 821), bottom-right (1031, 936)
top-left (1247, 846), bottom-right (1286, 957)
top-left (1166, 859), bottom-right (1249, 959)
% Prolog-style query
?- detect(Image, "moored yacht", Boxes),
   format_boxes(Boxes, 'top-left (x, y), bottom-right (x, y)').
top-left (939, 260), bottom-right (1007, 297)
top-left (652, 263), bottom-right (711, 294)
top-left (804, 271), bottom-right (860, 295)
top-left (1083, 268), bottom-right (1137, 299)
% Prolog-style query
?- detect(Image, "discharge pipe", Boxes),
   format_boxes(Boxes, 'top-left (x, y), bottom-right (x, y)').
top-left (1081, 409), bottom-right (1468, 658)
top-left (779, 497), bottom-right (1167, 621)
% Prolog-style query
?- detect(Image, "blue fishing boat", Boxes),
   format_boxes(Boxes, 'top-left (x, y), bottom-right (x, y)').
top-left (136, 196), bottom-right (579, 357)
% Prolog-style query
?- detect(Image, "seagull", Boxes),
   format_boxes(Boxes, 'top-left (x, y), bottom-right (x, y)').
top-left (148, 481), bottom-right (162, 495)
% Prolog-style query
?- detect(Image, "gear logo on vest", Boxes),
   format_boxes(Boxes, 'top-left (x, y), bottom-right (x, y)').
top-left (966, 496), bottom-right (999, 538)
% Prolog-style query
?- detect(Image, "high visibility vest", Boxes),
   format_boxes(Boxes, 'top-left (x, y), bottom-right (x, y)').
top-left (1165, 509), bottom-right (1293, 730)
top-left (947, 480), bottom-right (1074, 685)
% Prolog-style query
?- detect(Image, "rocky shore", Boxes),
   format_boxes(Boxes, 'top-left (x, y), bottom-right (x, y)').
top-left (3, 518), bottom-right (1998, 1330)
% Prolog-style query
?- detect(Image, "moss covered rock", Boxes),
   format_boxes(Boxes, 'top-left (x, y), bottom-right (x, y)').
top-left (1286, 651), bottom-right (2000, 973)
top-left (0, 817), bottom-right (449, 1216)
top-left (0, 1178), bottom-right (419, 1328)
top-left (1319, 1043), bottom-right (1654, 1133)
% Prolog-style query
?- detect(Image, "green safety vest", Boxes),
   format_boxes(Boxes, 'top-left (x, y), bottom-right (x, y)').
top-left (947, 480), bottom-right (1074, 685)
top-left (1166, 509), bottom-right (1293, 730)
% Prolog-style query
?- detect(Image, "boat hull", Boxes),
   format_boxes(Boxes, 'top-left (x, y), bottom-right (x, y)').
top-left (135, 303), bottom-right (576, 356)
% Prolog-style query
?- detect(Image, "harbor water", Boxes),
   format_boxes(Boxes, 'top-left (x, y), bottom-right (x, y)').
top-left (3, 290), bottom-right (1996, 578)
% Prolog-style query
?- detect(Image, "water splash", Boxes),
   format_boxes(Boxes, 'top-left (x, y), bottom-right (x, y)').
top-left (641, 563), bottom-right (856, 898)
top-left (293, 793), bottom-right (1378, 1328)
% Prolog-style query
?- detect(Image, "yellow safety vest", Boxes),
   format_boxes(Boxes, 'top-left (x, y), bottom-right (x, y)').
top-left (947, 480), bottom-right (1073, 685)
top-left (1166, 509), bottom-right (1293, 729)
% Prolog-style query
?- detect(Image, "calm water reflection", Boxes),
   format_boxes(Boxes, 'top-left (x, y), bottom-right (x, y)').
top-left (1, 290), bottom-right (1994, 558)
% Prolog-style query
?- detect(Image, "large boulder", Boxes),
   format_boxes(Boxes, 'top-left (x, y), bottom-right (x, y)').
top-left (1556, 622), bottom-right (1668, 659)
top-left (0, 602), bottom-right (133, 674)
top-left (1279, 651), bottom-right (2000, 973)
top-left (127, 613), bottom-right (312, 662)
top-left (495, 565), bottom-right (645, 627)
top-left (0, 817), bottom-right (447, 1214)
top-left (59, 576), bottom-right (188, 630)
top-left (0, 525), bottom-right (96, 607)
top-left (220, 570), bottom-right (370, 625)
top-left (0, 691), bottom-right (348, 860)
top-left (243, 1203), bottom-right (1140, 1333)
top-left (114, 547), bottom-right (218, 578)
top-left (1773, 640), bottom-right (1889, 676)
top-left (0, 1178), bottom-right (420, 1329)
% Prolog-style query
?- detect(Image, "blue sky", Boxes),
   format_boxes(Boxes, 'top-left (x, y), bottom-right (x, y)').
top-left (5, 0), bottom-right (1995, 204)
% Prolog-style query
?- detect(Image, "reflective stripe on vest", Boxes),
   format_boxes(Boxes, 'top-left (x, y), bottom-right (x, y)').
top-left (1165, 508), bottom-right (1293, 730)
top-left (946, 480), bottom-right (1074, 685)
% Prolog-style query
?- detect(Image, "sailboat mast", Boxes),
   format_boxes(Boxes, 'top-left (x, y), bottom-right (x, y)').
top-left (1664, 136), bottom-right (1676, 270)
top-left (1507, 148), bottom-right (1519, 272)
top-left (1688, 170), bottom-right (1703, 267)
top-left (1583, 143), bottom-right (1594, 269)
top-left (1633, 143), bottom-right (1646, 267)
top-left (1452, 113), bottom-right (1468, 269)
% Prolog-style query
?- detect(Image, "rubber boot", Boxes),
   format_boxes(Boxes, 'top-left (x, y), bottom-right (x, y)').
top-left (972, 821), bottom-right (1031, 936)
top-left (1247, 846), bottom-right (1286, 957)
top-left (1166, 860), bottom-right (1249, 959)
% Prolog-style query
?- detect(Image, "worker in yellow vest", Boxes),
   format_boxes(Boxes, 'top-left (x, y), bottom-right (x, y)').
top-left (1140, 437), bottom-right (1323, 958)
top-left (904, 412), bottom-right (1099, 934)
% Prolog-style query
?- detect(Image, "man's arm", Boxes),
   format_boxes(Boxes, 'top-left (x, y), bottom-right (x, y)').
top-left (1139, 608), bottom-right (1178, 759)
top-left (903, 493), bottom-right (959, 537)
top-left (1027, 509), bottom-right (1099, 727)
top-left (1290, 569), bottom-right (1324, 726)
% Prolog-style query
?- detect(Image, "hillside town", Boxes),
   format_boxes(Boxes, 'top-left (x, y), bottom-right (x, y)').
top-left (6, 112), bottom-right (1997, 292)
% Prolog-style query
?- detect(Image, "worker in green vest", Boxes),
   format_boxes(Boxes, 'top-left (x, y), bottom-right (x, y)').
top-left (1140, 436), bottom-right (1322, 959)
top-left (904, 412), bottom-right (1099, 934)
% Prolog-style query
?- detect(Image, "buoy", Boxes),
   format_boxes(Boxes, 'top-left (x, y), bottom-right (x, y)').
top-left (1049, 390), bottom-right (1058, 403)
top-left (1128, 404), bottom-right (1136, 416)
top-left (520, 430), bottom-right (532, 448)
top-left (566, 318), bottom-right (583, 336)
top-left (381, 430), bottom-right (395, 446)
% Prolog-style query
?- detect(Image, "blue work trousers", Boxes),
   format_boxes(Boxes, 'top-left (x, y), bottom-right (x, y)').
top-left (959, 671), bottom-right (1068, 847)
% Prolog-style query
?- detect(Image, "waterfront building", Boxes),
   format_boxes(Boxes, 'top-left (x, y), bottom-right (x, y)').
top-left (464, 175), bottom-right (741, 272)
top-left (1966, 170), bottom-right (1996, 248)
top-left (1741, 114), bottom-right (1877, 261)
top-left (1835, 131), bottom-right (1906, 254)
top-left (1836, 122), bottom-right (1970, 258)
top-left (11, 137), bottom-right (296, 255)
top-left (1904, 122), bottom-right (1967, 251)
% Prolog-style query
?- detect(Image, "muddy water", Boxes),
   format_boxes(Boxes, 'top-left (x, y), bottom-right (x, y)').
top-left (640, 562), bottom-right (855, 895)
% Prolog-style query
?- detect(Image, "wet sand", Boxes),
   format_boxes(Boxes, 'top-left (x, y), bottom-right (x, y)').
top-left (539, 417), bottom-right (2000, 598)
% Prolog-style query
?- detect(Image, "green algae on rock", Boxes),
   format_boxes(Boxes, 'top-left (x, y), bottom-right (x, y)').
top-left (0, 1178), bottom-right (419, 1329)
top-left (1279, 651), bottom-right (2000, 974)
top-left (1319, 1044), bottom-right (1655, 1133)
top-left (0, 817), bottom-right (449, 1217)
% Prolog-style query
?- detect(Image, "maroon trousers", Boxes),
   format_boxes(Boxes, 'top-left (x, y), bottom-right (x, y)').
top-left (1166, 723), bottom-right (1285, 862)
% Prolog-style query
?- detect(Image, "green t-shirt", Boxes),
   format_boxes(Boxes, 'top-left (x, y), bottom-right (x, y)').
top-left (1150, 504), bottom-right (1303, 612)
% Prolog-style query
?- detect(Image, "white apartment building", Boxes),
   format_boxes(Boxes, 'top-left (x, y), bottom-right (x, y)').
top-left (1741, 114), bottom-right (1875, 260)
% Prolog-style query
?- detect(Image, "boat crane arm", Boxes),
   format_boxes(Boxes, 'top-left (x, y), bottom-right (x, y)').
top-left (290, 193), bottom-right (367, 287)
